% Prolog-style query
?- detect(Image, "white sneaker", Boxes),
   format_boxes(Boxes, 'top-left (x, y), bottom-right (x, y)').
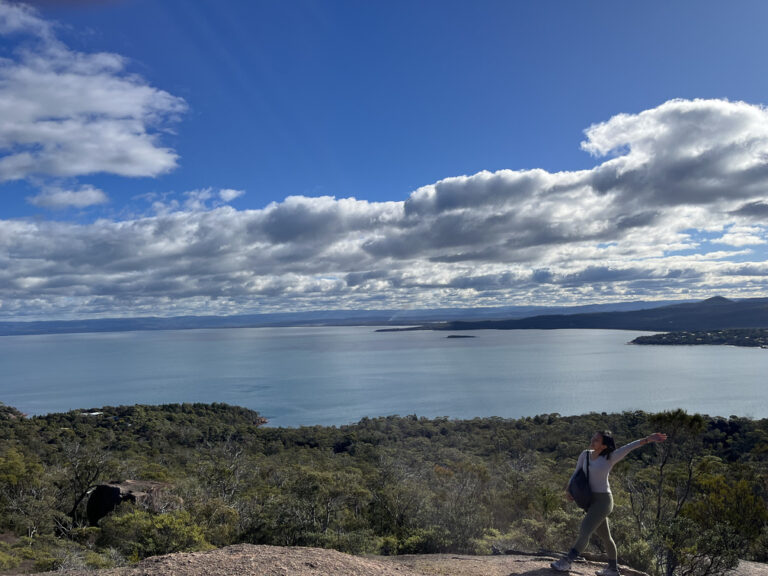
top-left (551, 558), bottom-right (572, 572)
top-left (595, 568), bottom-right (620, 576)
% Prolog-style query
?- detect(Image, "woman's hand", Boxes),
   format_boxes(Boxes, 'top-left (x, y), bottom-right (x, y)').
top-left (646, 432), bottom-right (667, 443)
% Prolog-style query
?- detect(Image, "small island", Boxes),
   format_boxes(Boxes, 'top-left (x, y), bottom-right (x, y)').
top-left (446, 334), bottom-right (476, 339)
top-left (630, 328), bottom-right (768, 348)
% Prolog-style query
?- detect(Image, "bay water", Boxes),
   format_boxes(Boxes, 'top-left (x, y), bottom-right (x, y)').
top-left (1, 327), bottom-right (766, 427)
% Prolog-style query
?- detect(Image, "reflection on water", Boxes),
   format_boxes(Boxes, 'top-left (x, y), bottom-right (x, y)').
top-left (1, 327), bottom-right (766, 427)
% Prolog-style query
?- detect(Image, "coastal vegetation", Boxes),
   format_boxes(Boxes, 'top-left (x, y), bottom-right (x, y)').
top-left (0, 403), bottom-right (766, 575)
top-left (631, 329), bottom-right (768, 348)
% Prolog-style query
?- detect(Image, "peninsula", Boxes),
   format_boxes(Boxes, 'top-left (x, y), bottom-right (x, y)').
top-left (630, 328), bottom-right (768, 348)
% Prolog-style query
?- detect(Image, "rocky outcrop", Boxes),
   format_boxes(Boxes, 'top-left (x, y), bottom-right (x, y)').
top-left (86, 480), bottom-right (179, 526)
top-left (28, 544), bottom-right (768, 576)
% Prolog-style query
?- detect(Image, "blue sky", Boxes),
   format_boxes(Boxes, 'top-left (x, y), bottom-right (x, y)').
top-left (2, 0), bottom-right (768, 320)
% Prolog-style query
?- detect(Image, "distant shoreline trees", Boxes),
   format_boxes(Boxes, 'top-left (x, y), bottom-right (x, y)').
top-left (631, 329), bottom-right (768, 348)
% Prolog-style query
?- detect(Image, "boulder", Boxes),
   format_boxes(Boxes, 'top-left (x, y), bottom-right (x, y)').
top-left (86, 479), bottom-right (176, 526)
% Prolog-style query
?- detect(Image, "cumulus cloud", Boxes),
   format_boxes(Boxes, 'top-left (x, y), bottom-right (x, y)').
top-left (0, 2), bottom-right (186, 184)
top-left (4, 98), bottom-right (768, 319)
top-left (582, 99), bottom-right (768, 206)
top-left (27, 184), bottom-right (108, 209)
top-left (220, 188), bottom-right (245, 202)
top-left (714, 225), bottom-right (766, 246)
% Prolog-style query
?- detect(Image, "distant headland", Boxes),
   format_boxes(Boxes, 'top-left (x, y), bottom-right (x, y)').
top-left (377, 296), bottom-right (768, 336)
top-left (3, 296), bottom-right (768, 338)
top-left (631, 328), bottom-right (768, 348)
top-left (0, 298), bottom-right (692, 337)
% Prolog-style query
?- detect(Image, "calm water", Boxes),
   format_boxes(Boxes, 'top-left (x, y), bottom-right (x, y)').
top-left (1, 327), bottom-right (766, 427)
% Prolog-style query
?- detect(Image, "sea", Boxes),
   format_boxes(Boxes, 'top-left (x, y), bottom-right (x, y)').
top-left (1, 327), bottom-right (766, 427)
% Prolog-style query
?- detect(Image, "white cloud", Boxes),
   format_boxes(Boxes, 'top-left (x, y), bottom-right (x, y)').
top-left (714, 225), bottom-right (766, 246)
top-left (220, 188), bottom-right (245, 202)
top-left (183, 188), bottom-right (215, 211)
top-left (0, 1), bottom-right (50, 36)
top-left (147, 188), bottom-right (248, 213)
top-left (5, 98), bottom-right (768, 319)
top-left (0, 2), bottom-right (186, 184)
top-left (27, 184), bottom-right (108, 209)
top-left (582, 99), bottom-right (768, 206)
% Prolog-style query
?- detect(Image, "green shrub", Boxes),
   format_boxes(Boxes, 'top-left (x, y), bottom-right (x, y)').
top-left (398, 527), bottom-right (451, 554)
top-left (499, 509), bottom-right (575, 553)
top-left (84, 549), bottom-right (119, 569)
top-left (12, 536), bottom-right (58, 571)
top-left (618, 537), bottom-right (654, 574)
top-left (0, 549), bottom-right (19, 571)
top-left (99, 508), bottom-right (210, 561)
top-left (137, 462), bottom-right (172, 482)
top-left (751, 525), bottom-right (768, 562)
top-left (312, 529), bottom-right (378, 555)
top-left (32, 556), bottom-right (57, 573)
top-left (379, 535), bottom-right (399, 556)
top-left (187, 499), bottom-right (240, 547)
top-left (69, 526), bottom-right (101, 546)
top-left (468, 528), bottom-right (499, 555)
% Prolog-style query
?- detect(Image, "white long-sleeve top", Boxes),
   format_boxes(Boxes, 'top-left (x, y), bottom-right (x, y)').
top-left (571, 439), bottom-right (647, 493)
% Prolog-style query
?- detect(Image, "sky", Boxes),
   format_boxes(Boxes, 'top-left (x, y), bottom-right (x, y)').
top-left (2, 0), bottom-right (768, 320)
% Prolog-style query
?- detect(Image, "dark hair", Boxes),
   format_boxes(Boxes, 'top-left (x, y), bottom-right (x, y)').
top-left (598, 430), bottom-right (616, 459)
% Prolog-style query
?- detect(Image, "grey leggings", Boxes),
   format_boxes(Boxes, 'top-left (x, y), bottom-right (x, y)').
top-left (573, 492), bottom-right (616, 560)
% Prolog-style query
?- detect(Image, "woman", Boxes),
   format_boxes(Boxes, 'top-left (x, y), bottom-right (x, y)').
top-left (550, 430), bottom-right (667, 576)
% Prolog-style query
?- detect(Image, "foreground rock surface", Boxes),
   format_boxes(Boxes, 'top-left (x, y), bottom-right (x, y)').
top-left (26, 544), bottom-right (768, 576)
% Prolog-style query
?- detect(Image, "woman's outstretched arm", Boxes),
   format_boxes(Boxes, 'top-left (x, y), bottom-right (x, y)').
top-left (612, 432), bottom-right (667, 462)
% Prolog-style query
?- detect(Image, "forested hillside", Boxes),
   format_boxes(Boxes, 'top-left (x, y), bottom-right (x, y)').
top-left (1, 403), bottom-right (766, 575)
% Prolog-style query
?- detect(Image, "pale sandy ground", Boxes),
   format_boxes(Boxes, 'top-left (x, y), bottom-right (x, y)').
top-left (24, 544), bottom-right (768, 576)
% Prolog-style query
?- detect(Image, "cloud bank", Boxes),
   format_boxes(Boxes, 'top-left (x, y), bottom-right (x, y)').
top-left (0, 6), bottom-right (767, 318)
top-left (3, 98), bottom-right (768, 319)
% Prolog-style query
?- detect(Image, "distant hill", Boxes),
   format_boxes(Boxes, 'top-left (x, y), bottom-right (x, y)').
top-left (390, 296), bottom-right (768, 333)
top-left (0, 299), bottom-right (686, 337)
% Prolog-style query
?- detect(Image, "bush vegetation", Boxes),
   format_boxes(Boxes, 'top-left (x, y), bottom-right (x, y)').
top-left (0, 402), bottom-right (766, 575)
